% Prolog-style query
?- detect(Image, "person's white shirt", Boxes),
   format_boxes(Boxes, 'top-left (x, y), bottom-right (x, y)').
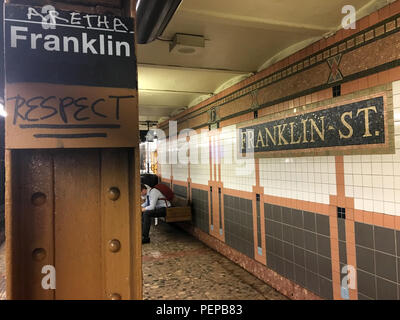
top-left (142, 188), bottom-right (171, 211)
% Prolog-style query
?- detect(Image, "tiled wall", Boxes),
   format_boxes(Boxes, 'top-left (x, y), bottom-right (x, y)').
top-left (190, 131), bottom-right (210, 186)
top-left (260, 157), bottom-right (336, 204)
top-left (172, 164), bottom-right (188, 183)
top-left (355, 222), bottom-right (400, 300)
top-left (191, 188), bottom-right (209, 234)
top-left (344, 153), bottom-right (400, 214)
top-left (159, 162), bottom-right (171, 180)
top-left (224, 195), bottom-right (254, 259)
top-left (265, 205), bottom-right (333, 299)
top-left (173, 184), bottom-right (187, 199)
top-left (337, 216), bottom-right (348, 291)
top-left (344, 82), bottom-right (400, 215)
top-left (159, 1), bottom-right (400, 300)
top-left (220, 126), bottom-right (256, 192)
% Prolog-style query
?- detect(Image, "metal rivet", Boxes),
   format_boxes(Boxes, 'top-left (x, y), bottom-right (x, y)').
top-left (32, 248), bottom-right (46, 261)
top-left (109, 239), bottom-right (121, 253)
top-left (110, 293), bottom-right (121, 300)
top-left (31, 192), bottom-right (46, 206)
top-left (108, 187), bottom-right (120, 201)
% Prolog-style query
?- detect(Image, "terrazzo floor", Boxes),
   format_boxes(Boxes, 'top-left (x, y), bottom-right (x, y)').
top-left (0, 222), bottom-right (287, 300)
top-left (142, 222), bottom-right (287, 300)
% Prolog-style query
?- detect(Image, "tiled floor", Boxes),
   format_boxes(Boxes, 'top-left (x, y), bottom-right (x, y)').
top-left (0, 223), bottom-right (287, 300)
top-left (142, 222), bottom-right (287, 300)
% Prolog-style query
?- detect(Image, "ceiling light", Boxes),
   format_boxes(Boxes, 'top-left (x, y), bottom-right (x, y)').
top-left (169, 33), bottom-right (205, 55)
top-left (0, 100), bottom-right (6, 117)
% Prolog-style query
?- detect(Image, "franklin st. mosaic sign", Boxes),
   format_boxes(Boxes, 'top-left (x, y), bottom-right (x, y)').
top-left (238, 96), bottom-right (390, 157)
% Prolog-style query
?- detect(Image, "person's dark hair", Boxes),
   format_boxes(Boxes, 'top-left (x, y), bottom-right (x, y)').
top-left (141, 184), bottom-right (147, 191)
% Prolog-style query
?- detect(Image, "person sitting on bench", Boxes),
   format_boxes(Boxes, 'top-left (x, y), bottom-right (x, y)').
top-left (141, 183), bottom-right (172, 244)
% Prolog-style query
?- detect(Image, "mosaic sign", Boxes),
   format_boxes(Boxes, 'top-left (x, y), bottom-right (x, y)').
top-left (238, 95), bottom-right (392, 157)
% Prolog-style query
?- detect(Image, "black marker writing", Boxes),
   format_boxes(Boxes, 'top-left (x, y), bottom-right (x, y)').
top-left (7, 94), bottom-right (134, 125)
top-left (109, 95), bottom-right (135, 120)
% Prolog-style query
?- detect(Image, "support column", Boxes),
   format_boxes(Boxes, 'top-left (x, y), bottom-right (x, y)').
top-left (4, 0), bottom-right (141, 300)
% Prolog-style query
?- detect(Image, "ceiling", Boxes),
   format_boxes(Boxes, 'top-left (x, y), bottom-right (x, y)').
top-left (136, 0), bottom-right (393, 129)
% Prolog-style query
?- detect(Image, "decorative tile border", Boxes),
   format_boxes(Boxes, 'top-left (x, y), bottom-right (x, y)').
top-left (160, 12), bottom-right (400, 131)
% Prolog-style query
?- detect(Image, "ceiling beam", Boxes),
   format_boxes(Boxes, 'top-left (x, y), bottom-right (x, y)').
top-left (139, 104), bottom-right (181, 108)
top-left (138, 63), bottom-right (251, 74)
top-left (178, 8), bottom-right (334, 33)
top-left (139, 88), bottom-right (213, 95)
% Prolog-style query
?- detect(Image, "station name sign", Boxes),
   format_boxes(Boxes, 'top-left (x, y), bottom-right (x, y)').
top-left (238, 96), bottom-right (390, 157)
top-left (4, 4), bottom-right (136, 88)
top-left (4, 4), bottom-right (138, 149)
top-left (10, 7), bottom-right (132, 55)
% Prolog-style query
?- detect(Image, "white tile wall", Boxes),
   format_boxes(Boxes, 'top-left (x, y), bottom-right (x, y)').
top-left (210, 135), bottom-right (216, 180)
top-left (189, 130), bottom-right (211, 185)
top-left (344, 81), bottom-right (400, 216)
top-left (259, 156), bottom-right (336, 204)
top-left (220, 125), bottom-right (256, 192)
top-left (173, 164), bottom-right (188, 182)
top-left (172, 135), bottom-right (189, 182)
top-left (160, 162), bottom-right (171, 179)
top-left (159, 138), bottom-right (171, 179)
top-left (163, 81), bottom-right (400, 212)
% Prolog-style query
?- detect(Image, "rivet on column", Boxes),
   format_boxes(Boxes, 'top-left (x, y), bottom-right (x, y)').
top-left (109, 239), bottom-right (121, 253)
top-left (108, 187), bottom-right (120, 201)
top-left (110, 293), bottom-right (121, 300)
top-left (31, 192), bottom-right (46, 206)
top-left (32, 248), bottom-right (46, 261)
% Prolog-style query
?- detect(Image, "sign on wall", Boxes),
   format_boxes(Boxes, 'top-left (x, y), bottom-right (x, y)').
top-left (238, 94), bottom-right (393, 158)
top-left (4, 4), bottom-right (138, 148)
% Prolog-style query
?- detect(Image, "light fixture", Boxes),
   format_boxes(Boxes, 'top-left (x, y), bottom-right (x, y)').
top-left (0, 98), bottom-right (6, 117)
top-left (169, 33), bottom-right (205, 55)
top-left (136, 0), bottom-right (182, 44)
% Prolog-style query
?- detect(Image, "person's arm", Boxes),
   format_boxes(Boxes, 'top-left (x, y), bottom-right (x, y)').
top-left (141, 194), bottom-right (147, 209)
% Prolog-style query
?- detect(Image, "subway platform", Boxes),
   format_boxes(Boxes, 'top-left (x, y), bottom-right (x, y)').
top-left (142, 221), bottom-right (286, 300)
top-left (0, 223), bottom-right (286, 300)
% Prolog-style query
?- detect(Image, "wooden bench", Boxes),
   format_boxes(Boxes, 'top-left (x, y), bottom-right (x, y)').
top-left (164, 196), bottom-right (192, 223)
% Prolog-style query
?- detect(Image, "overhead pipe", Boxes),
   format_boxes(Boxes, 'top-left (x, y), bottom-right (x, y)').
top-left (136, 0), bottom-right (182, 44)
